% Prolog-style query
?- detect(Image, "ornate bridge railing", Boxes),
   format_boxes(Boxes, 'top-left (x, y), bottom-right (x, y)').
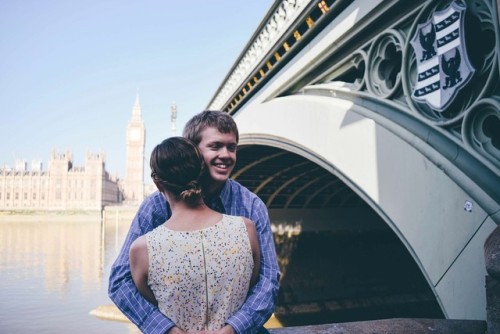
top-left (208, 0), bottom-right (500, 218)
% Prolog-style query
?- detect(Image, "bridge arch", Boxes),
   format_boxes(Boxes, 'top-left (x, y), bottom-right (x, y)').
top-left (208, 0), bottom-right (500, 323)
top-left (233, 90), bottom-right (497, 321)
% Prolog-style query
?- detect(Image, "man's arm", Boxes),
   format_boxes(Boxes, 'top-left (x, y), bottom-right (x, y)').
top-left (226, 197), bottom-right (280, 334)
top-left (108, 192), bottom-right (175, 334)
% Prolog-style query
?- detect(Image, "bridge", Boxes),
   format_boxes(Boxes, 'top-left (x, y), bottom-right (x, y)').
top-left (207, 0), bottom-right (500, 329)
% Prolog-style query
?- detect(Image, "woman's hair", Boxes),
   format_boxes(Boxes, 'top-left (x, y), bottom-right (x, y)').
top-left (150, 137), bottom-right (205, 207)
top-left (182, 110), bottom-right (239, 145)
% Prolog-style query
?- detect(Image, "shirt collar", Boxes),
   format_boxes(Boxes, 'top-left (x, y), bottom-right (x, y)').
top-left (219, 179), bottom-right (231, 206)
top-left (204, 180), bottom-right (231, 213)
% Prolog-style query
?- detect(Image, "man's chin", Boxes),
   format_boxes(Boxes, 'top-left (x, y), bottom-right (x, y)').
top-left (209, 172), bottom-right (230, 184)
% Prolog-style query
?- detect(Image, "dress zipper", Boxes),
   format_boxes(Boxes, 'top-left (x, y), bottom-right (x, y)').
top-left (200, 231), bottom-right (209, 330)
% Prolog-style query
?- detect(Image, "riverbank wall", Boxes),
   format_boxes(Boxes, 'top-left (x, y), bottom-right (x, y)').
top-left (0, 210), bottom-right (102, 222)
top-left (0, 204), bottom-right (139, 223)
top-left (102, 205), bottom-right (138, 223)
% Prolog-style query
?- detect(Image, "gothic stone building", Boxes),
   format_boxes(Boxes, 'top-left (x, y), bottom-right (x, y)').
top-left (0, 150), bottom-right (120, 211)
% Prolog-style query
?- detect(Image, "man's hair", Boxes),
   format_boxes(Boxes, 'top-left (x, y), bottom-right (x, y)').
top-left (182, 110), bottom-right (239, 145)
top-left (150, 137), bottom-right (204, 207)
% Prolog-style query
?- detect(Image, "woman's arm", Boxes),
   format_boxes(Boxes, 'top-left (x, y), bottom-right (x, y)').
top-left (129, 236), bottom-right (158, 306)
top-left (243, 217), bottom-right (261, 287)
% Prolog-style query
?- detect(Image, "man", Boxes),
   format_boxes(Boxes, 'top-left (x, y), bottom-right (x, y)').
top-left (108, 110), bottom-right (280, 334)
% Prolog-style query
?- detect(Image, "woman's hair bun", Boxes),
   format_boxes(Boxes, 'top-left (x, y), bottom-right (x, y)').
top-left (179, 182), bottom-right (203, 207)
top-left (150, 137), bottom-right (205, 207)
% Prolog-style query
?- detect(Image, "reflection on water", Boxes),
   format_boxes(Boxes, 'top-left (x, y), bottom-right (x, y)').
top-left (272, 221), bottom-right (302, 281)
top-left (0, 217), bottom-right (300, 333)
top-left (0, 218), bottom-right (140, 334)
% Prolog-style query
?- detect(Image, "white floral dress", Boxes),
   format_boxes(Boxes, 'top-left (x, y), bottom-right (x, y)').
top-left (145, 214), bottom-right (254, 331)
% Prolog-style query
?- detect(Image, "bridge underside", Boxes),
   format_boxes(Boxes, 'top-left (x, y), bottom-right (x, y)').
top-left (233, 145), bottom-right (444, 326)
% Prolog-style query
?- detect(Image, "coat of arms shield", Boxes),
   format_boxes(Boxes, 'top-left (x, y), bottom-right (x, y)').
top-left (410, 1), bottom-right (474, 111)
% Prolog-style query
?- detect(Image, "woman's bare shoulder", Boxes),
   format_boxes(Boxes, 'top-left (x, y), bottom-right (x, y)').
top-left (130, 235), bottom-right (147, 255)
top-left (241, 216), bottom-right (255, 229)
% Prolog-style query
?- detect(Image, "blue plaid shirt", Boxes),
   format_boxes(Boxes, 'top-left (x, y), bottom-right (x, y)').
top-left (108, 179), bottom-right (280, 334)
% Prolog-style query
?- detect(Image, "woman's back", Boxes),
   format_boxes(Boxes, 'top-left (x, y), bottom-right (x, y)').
top-left (146, 214), bottom-right (254, 331)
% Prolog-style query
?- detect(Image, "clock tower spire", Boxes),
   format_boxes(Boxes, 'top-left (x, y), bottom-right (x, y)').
top-left (124, 92), bottom-right (145, 204)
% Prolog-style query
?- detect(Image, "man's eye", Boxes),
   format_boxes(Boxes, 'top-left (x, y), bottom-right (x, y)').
top-left (228, 145), bottom-right (237, 152)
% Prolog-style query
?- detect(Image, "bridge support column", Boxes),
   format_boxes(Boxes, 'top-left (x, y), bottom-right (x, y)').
top-left (485, 225), bottom-right (500, 334)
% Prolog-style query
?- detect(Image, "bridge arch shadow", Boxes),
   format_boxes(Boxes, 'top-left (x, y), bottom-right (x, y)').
top-left (233, 143), bottom-right (444, 326)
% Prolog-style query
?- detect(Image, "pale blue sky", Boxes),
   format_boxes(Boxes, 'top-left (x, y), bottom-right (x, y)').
top-left (0, 0), bottom-right (271, 183)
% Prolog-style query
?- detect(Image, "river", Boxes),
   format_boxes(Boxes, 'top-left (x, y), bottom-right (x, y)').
top-left (0, 218), bottom-right (140, 334)
top-left (0, 214), bottom-right (442, 332)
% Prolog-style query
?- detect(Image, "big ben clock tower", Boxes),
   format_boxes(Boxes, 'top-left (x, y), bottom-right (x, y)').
top-left (124, 93), bottom-right (145, 204)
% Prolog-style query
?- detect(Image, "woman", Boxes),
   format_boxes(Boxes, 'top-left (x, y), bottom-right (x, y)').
top-left (129, 137), bottom-right (260, 333)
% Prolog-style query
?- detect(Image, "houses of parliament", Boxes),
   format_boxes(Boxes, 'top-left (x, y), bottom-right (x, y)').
top-left (0, 95), bottom-right (159, 211)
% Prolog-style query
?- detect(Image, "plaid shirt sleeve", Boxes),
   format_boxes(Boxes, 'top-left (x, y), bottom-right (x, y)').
top-left (108, 192), bottom-right (174, 334)
top-left (225, 183), bottom-right (280, 334)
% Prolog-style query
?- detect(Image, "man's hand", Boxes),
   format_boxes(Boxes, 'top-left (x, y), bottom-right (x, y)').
top-left (167, 326), bottom-right (189, 334)
top-left (195, 325), bottom-right (235, 334)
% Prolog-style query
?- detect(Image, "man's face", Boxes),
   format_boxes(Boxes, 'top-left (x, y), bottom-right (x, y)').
top-left (197, 126), bottom-right (237, 190)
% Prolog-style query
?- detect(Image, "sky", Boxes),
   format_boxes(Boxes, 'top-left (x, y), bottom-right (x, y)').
top-left (0, 0), bottom-right (272, 184)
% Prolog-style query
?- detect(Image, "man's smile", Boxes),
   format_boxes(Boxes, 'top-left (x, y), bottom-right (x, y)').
top-left (214, 163), bottom-right (230, 169)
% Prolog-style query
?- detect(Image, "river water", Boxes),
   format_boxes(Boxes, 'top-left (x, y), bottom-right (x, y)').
top-left (0, 215), bottom-right (443, 332)
top-left (0, 218), bottom-right (141, 334)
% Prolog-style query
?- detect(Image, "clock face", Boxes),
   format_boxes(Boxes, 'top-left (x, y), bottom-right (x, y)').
top-left (129, 128), bottom-right (141, 141)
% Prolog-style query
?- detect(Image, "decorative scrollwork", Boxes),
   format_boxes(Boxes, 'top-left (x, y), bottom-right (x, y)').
top-left (209, 0), bottom-right (313, 110)
top-left (318, 51), bottom-right (367, 91)
top-left (462, 98), bottom-right (500, 168)
top-left (366, 29), bottom-right (405, 99)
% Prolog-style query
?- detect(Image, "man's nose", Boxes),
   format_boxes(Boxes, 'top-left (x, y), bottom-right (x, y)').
top-left (219, 146), bottom-right (230, 157)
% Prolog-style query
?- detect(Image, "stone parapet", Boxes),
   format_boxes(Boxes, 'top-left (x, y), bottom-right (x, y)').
top-left (485, 225), bottom-right (500, 334)
top-left (268, 318), bottom-right (486, 334)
